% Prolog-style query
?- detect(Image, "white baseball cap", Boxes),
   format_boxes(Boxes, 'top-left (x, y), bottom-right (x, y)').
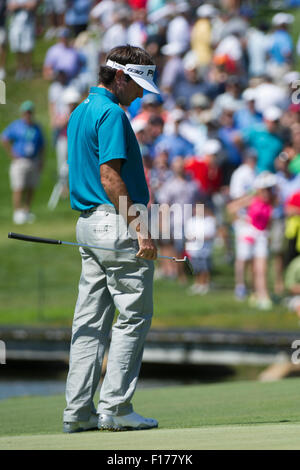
top-left (170, 108), bottom-right (186, 122)
top-left (203, 139), bottom-right (221, 155)
top-left (161, 42), bottom-right (186, 56)
top-left (263, 106), bottom-right (282, 122)
top-left (62, 87), bottom-right (81, 104)
top-left (242, 88), bottom-right (257, 102)
top-left (197, 4), bottom-right (217, 18)
top-left (272, 12), bottom-right (294, 26)
top-left (131, 118), bottom-right (147, 134)
top-left (106, 60), bottom-right (160, 94)
top-left (254, 171), bottom-right (277, 189)
top-left (284, 71), bottom-right (300, 85)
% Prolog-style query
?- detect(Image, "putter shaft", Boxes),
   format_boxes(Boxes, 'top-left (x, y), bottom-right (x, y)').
top-left (8, 232), bottom-right (194, 273)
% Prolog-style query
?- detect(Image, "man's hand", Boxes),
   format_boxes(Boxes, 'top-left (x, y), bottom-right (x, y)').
top-left (136, 230), bottom-right (157, 261)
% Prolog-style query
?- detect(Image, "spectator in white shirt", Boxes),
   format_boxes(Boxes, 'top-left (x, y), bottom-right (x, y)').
top-left (229, 149), bottom-right (257, 300)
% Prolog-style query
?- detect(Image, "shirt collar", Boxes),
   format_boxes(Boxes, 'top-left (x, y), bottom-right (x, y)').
top-left (89, 87), bottom-right (119, 104)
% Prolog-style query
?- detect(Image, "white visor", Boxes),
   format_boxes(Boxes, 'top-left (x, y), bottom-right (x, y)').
top-left (106, 60), bottom-right (160, 94)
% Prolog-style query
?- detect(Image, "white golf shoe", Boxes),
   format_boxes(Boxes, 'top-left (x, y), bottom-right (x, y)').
top-left (98, 411), bottom-right (158, 431)
top-left (63, 414), bottom-right (99, 433)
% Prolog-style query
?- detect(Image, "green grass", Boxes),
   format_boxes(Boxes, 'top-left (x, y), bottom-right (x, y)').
top-left (0, 379), bottom-right (300, 449)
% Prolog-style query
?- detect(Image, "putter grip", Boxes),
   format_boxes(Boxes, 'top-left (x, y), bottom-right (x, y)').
top-left (8, 232), bottom-right (62, 245)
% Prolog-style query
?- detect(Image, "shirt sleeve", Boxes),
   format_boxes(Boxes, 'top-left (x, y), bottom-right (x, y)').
top-left (1, 122), bottom-right (15, 142)
top-left (97, 106), bottom-right (128, 165)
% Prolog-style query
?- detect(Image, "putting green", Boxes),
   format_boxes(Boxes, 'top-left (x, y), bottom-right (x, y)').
top-left (0, 424), bottom-right (300, 450)
top-left (1, 379), bottom-right (300, 449)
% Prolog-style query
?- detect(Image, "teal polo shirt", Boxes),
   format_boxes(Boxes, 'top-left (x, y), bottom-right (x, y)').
top-left (242, 123), bottom-right (283, 174)
top-left (67, 87), bottom-right (150, 211)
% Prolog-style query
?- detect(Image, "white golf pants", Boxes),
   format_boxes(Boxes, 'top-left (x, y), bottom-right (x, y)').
top-left (63, 206), bottom-right (154, 422)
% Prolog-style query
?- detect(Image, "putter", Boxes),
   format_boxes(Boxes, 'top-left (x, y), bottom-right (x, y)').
top-left (8, 232), bottom-right (194, 274)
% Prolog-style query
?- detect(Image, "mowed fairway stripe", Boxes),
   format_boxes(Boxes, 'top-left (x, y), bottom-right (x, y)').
top-left (0, 424), bottom-right (300, 450)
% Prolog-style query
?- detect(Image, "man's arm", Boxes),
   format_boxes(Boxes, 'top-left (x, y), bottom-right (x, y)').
top-left (1, 138), bottom-right (16, 161)
top-left (100, 159), bottom-right (157, 261)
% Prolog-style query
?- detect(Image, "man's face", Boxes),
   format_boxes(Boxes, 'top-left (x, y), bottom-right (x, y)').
top-left (22, 111), bottom-right (33, 124)
top-left (117, 75), bottom-right (144, 106)
top-left (265, 119), bottom-right (278, 133)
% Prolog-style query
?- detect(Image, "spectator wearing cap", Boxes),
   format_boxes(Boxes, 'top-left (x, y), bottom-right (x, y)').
top-left (130, 92), bottom-right (164, 123)
top-left (237, 106), bottom-right (284, 174)
top-left (233, 88), bottom-right (263, 131)
top-left (227, 171), bottom-right (278, 310)
top-left (267, 13), bottom-right (294, 83)
top-left (7, 0), bottom-right (39, 80)
top-left (1, 100), bottom-right (44, 224)
top-left (48, 69), bottom-right (70, 143)
top-left (160, 41), bottom-right (186, 107)
top-left (214, 29), bottom-right (244, 74)
top-left (43, 28), bottom-right (86, 82)
top-left (190, 4), bottom-right (217, 68)
top-left (145, 114), bottom-right (164, 159)
top-left (127, 8), bottom-right (148, 48)
top-left (246, 21), bottom-right (270, 78)
top-left (172, 52), bottom-right (221, 109)
top-left (156, 156), bottom-right (200, 282)
top-left (153, 109), bottom-right (194, 163)
top-left (176, 93), bottom-right (210, 155)
top-left (44, 0), bottom-right (67, 40)
top-left (149, 149), bottom-right (173, 203)
top-left (184, 139), bottom-right (223, 199)
top-left (217, 105), bottom-right (243, 184)
top-left (185, 200), bottom-right (217, 295)
top-left (54, 87), bottom-right (81, 198)
top-left (166, 2), bottom-right (190, 54)
top-left (65, 0), bottom-right (92, 37)
top-left (253, 76), bottom-right (287, 114)
top-left (212, 76), bottom-right (243, 120)
top-left (100, 9), bottom-right (130, 54)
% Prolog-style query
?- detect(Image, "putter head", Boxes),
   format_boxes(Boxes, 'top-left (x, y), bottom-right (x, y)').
top-left (173, 256), bottom-right (194, 275)
top-left (184, 256), bottom-right (194, 275)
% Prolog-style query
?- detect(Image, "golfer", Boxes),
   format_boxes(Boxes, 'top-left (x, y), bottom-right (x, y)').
top-left (63, 45), bottom-right (159, 433)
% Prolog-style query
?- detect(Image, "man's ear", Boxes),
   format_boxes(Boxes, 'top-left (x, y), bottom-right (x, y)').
top-left (115, 69), bottom-right (125, 83)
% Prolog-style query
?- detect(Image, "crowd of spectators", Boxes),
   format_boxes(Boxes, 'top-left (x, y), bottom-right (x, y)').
top-left (1, 0), bottom-right (300, 312)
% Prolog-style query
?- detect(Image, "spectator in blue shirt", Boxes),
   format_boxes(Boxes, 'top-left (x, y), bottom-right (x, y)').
top-left (65, 0), bottom-right (92, 37)
top-left (234, 88), bottom-right (263, 131)
top-left (1, 100), bottom-right (44, 224)
top-left (153, 110), bottom-right (194, 163)
top-left (237, 106), bottom-right (284, 174)
top-left (267, 13), bottom-right (294, 82)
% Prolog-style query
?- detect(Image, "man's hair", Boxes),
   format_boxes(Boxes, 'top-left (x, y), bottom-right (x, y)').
top-left (98, 45), bottom-right (154, 87)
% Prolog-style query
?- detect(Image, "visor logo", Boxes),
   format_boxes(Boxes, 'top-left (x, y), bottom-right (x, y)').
top-left (147, 70), bottom-right (154, 77)
top-left (127, 68), bottom-right (144, 76)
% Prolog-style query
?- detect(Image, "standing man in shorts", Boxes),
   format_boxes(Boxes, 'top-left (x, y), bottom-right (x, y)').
top-left (7, 0), bottom-right (39, 80)
top-left (0, 0), bottom-right (7, 80)
top-left (1, 100), bottom-right (44, 224)
top-left (63, 45), bottom-right (160, 433)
